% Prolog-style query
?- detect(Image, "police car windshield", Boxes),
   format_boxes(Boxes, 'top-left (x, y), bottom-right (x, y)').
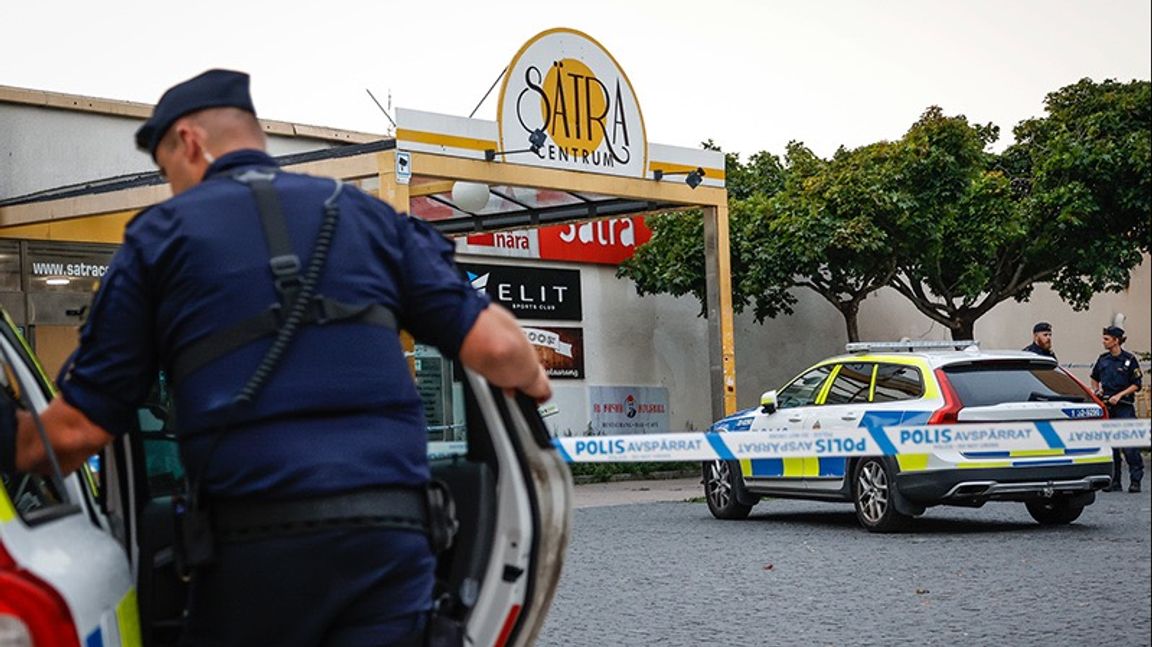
top-left (942, 361), bottom-right (1087, 408)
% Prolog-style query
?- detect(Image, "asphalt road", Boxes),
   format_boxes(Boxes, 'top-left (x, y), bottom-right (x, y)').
top-left (537, 479), bottom-right (1152, 647)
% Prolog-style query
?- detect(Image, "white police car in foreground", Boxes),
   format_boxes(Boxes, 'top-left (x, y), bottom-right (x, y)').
top-left (0, 312), bottom-right (571, 646)
top-left (704, 341), bottom-right (1113, 532)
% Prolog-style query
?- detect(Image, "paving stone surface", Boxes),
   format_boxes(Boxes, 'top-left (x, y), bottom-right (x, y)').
top-left (539, 479), bottom-right (1152, 647)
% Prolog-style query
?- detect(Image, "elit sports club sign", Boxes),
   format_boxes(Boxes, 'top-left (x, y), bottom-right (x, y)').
top-left (497, 28), bottom-right (647, 178)
top-left (459, 263), bottom-right (582, 321)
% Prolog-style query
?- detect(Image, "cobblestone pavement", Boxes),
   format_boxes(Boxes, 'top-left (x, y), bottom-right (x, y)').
top-left (538, 481), bottom-right (1151, 647)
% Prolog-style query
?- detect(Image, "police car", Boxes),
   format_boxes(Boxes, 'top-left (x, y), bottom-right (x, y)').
top-left (0, 311), bottom-right (571, 646)
top-left (704, 341), bottom-right (1113, 532)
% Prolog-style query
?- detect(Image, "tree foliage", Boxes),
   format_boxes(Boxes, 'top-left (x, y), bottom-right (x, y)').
top-left (618, 79), bottom-right (1151, 342)
top-left (740, 141), bottom-right (908, 340)
top-left (891, 80), bottom-right (1150, 338)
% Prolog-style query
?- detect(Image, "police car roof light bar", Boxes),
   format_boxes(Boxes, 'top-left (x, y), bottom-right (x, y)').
top-left (845, 340), bottom-right (980, 353)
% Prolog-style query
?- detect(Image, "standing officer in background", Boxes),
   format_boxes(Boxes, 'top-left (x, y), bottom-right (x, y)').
top-left (1091, 326), bottom-right (1143, 493)
top-left (7, 69), bottom-right (550, 645)
top-left (1023, 321), bottom-right (1057, 361)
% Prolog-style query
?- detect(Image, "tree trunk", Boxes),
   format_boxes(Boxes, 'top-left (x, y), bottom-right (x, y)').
top-left (950, 318), bottom-right (976, 341)
top-left (838, 301), bottom-right (861, 342)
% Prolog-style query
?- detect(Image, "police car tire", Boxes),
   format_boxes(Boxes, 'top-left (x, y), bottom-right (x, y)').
top-left (1025, 498), bottom-right (1084, 526)
top-left (853, 457), bottom-right (911, 533)
top-left (703, 460), bottom-right (753, 520)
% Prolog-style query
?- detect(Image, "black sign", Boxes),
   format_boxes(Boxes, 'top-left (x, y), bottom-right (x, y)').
top-left (460, 263), bottom-right (582, 321)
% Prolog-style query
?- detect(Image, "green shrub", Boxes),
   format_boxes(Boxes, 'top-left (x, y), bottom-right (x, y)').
top-left (568, 461), bottom-right (698, 483)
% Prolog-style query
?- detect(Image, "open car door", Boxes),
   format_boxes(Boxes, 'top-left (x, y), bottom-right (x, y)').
top-left (0, 314), bottom-right (139, 647)
top-left (100, 367), bottom-right (572, 647)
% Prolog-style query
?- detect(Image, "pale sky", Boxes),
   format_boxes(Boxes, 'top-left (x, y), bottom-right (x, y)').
top-left (3, 0), bottom-right (1149, 159)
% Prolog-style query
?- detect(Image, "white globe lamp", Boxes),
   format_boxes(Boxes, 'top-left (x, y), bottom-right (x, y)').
top-left (451, 181), bottom-right (490, 212)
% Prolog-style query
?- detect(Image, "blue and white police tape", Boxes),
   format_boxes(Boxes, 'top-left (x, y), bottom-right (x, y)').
top-left (551, 418), bottom-right (1151, 463)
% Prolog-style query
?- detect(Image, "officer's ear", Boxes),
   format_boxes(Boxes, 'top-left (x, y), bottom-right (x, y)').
top-left (171, 120), bottom-right (210, 164)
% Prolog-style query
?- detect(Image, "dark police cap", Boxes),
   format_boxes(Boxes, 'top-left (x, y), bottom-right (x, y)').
top-left (1103, 325), bottom-right (1125, 339)
top-left (1032, 322), bottom-right (1052, 333)
top-left (134, 69), bottom-right (256, 158)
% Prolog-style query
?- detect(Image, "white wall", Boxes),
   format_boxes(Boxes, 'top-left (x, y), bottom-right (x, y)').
top-left (0, 104), bottom-right (352, 200)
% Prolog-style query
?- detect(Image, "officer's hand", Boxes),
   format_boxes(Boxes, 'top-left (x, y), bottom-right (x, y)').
top-left (517, 365), bottom-right (552, 404)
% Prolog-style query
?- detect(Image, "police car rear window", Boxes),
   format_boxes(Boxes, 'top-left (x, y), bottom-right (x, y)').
top-left (942, 361), bottom-right (1088, 408)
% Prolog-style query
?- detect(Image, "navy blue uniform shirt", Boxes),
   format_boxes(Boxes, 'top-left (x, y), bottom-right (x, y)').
top-left (59, 150), bottom-right (489, 498)
top-left (1022, 343), bottom-right (1057, 361)
top-left (1090, 350), bottom-right (1144, 404)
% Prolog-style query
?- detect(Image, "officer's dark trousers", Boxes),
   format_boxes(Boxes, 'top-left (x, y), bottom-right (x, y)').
top-left (181, 527), bottom-right (434, 647)
top-left (1109, 404), bottom-right (1144, 486)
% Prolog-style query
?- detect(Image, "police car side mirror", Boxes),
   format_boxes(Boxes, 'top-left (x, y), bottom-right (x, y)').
top-left (760, 390), bottom-right (778, 415)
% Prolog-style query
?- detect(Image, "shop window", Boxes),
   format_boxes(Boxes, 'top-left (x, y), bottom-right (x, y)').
top-left (413, 345), bottom-right (468, 459)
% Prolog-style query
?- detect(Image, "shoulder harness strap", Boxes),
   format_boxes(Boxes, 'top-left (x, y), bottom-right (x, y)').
top-left (170, 169), bottom-right (396, 384)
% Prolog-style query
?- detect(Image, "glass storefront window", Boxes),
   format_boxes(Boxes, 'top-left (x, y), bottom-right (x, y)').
top-left (0, 241), bottom-right (20, 291)
top-left (414, 344), bottom-right (468, 442)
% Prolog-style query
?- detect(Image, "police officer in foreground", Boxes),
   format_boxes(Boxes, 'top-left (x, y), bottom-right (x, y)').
top-left (6, 69), bottom-right (551, 645)
top-left (1023, 321), bottom-right (1057, 361)
top-left (1091, 326), bottom-right (1143, 493)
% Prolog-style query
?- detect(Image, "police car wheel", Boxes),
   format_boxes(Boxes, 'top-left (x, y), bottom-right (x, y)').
top-left (704, 460), bottom-right (752, 520)
top-left (853, 458), bottom-right (910, 533)
top-left (1025, 498), bottom-right (1084, 525)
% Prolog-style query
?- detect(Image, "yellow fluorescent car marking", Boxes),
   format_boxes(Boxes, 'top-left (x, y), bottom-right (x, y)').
top-left (897, 454), bottom-right (930, 472)
top-left (739, 458), bottom-right (752, 478)
top-left (117, 588), bottom-right (143, 647)
top-left (1073, 456), bottom-right (1113, 464)
top-left (0, 491), bottom-right (14, 523)
top-left (782, 458), bottom-right (806, 477)
top-left (802, 457), bottom-right (821, 477)
top-left (1010, 449), bottom-right (1066, 457)
top-left (814, 365), bottom-right (842, 405)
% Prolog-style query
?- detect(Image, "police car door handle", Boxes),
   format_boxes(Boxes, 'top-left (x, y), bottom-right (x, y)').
top-left (841, 413), bottom-right (858, 421)
top-left (787, 416), bottom-right (803, 423)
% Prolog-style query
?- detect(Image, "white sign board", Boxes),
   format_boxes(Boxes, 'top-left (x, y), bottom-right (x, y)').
top-left (588, 386), bottom-right (669, 435)
top-left (396, 150), bottom-right (412, 185)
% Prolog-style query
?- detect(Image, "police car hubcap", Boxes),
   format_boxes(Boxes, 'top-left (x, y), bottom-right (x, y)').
top-left (857, 462), bottom-right (889, 524)
top-left (707, 461), bottom-right (732, 508)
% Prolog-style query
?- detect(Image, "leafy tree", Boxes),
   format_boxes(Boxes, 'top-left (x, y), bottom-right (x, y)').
top-left (740, 141), bottom-right (906, 341)
top-left (620, 79), bottom-right (1151, 343)
top-left (891, 80), bottom-right (1150, 339)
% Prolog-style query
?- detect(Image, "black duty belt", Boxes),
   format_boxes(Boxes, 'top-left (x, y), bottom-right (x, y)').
top-left (212, 487), bottom-right (427, 543)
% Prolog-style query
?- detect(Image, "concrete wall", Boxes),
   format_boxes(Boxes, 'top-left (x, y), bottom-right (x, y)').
top-left (0, 104), bottom-right (349, 200)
